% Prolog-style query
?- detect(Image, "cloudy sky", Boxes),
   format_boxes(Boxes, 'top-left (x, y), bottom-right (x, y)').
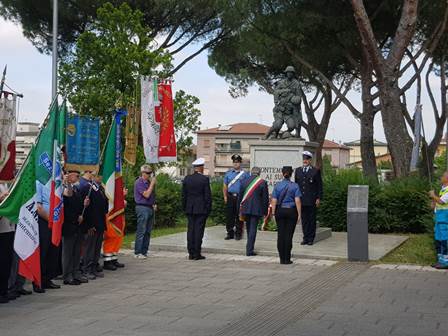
top-left (1, 17), bottom-right (444, 144)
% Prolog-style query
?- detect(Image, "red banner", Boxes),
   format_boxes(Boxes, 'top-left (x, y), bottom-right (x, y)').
top-left (156, 82), bottom-right (177, 162)
top-left (0, 93), bottom-right (17, 181)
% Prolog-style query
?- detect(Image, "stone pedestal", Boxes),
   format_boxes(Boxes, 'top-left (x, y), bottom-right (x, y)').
top-left (249, 139), bottom-right (331, 242)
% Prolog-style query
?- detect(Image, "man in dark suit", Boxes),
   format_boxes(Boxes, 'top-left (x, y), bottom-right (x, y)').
top-left (182, 158), bottom-right (212, 261)
top-left (294, 151), bottom-right (323, 245)
top-left (239, 167), bottom-right (269, 256)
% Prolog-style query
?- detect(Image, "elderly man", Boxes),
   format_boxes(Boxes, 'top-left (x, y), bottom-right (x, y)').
top-left (182, 158), bottom-right (212, 260)
top-left (134, 165), bottom-right (156, 259)
top-left (238, 167), bottom-right (269, 256)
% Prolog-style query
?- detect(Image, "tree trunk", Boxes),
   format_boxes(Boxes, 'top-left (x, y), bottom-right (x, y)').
top-left (377, 74), bottom-right (414, 177)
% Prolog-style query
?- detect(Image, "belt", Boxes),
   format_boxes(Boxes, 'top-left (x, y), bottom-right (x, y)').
top-left (136, 204), bottom-right (153, 208)
top-left (227, 193), bottom-right (238, 197)
top-left (280, 206), bottom-right (297, 209)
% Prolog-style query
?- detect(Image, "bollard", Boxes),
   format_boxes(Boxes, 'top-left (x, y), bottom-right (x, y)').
top-left (347, 185), bottom-right (369, 262)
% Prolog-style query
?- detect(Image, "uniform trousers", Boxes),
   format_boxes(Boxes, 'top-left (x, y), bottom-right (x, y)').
top-left (187, 215), bottom-right (207, 257)
top-left (226, 193), bottom-right (243, 237)
top-left (301, 205), bottom-right (317, 243)
top-left (82, 231), bottom-right (104, 274)
top-left (38, 217), bottom-right (60, 285)
top-left (245, 215), bottom-right (260, 255)
top-left (0, 232), bottom-right (14, 296)
top-left (62, 233), bottom-right (82, 281)
top-left (8, 252), bottom-right (26, 292)
top-left (276, 208), bottom-right (298, 262)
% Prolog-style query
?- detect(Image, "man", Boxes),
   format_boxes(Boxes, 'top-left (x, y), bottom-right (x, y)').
top-left (35, 180), bottom-right (61, 292)
top-left (62, 171), bottom-right (89, 285)
top-left (182, 158), bottom-right (212, 260)
top-left (133, 165), bottom-right (156, 259)
top-left (0, 184), bottom-right (15, 303)
top-left (223, 154), bottom-right (249, 240)
top-left (238, 167), bottom-right (269, 256)
top-left (429, 171), bottom-right (448, 269)
top-left (294, 151), bottom-right (323, 246)
top-left (79, 171), bottom-right (108, 279)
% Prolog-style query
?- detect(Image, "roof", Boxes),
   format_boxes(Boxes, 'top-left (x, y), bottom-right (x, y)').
top-left (322, 139), bottom-right (350, 150)
top-left (197, 123), bottom-right (270, 135)
top-left (350, 152), bottom-right (392, 165)
top-left (344, 139), bottom-right (387, 146)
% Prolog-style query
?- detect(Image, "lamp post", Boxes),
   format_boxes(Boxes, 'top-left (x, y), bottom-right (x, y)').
top-left (52, 0), bottom-right (58, 99)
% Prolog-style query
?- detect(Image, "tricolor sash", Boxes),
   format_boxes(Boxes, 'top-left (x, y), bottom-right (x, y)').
top-left (239, 176), bottom-right (264, 221)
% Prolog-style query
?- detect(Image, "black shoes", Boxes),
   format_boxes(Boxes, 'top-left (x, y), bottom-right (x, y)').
top-left (300, 241), bottom-right (314, 246)
top-left (307, 242), bottom-right (314, 246)
top-left (188, 255), bottom-right (195, 260)
top-left (113, 260), bottom-right (125, 268)
top-left (103, 261), bottom-right (118, 271)
top-left (194, 255), bottom-right (206, 260)
top-left (235, 235), bottom-right (242, 241)
top-left (246, 252), bottom-right (258, 257)
top-left (300, 241), bottom-right (307, 245)
top-left (224, 235), bottom-right (234, 240)
top-left (0, 295), bottom-right (8, 304)
top-left (280, 260), bottom-right (293, 265)
top-left (43, 280), bottom-right (61, 289)
top-left (17, 288), bottom-right (32, 295)
top-left (33, 284), bottom-right (45, 293)
top-left (63, 279), bottom-right (81, 285)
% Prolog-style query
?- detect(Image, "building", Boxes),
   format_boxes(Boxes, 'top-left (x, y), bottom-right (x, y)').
top-left (159, 145), bottom-right (197, 179)
top-left (15, 122), bottom-right (39, 168)
top-left (196, 123), bottom-right (270, 176)
top-left (322, 140), bottom-right (351, 168)
top-left (344, 139), bottom-right (388, 164)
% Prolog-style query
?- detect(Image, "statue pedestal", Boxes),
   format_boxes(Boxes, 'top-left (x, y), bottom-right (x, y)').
top-left (249, 139), bottom-right (332, 243)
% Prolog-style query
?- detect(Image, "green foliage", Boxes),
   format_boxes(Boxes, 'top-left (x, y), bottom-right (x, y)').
top-left (210, 178), bottom-right (226, 225)
top-left (318, 170), bottom-right (433, 234)
top-left (321, 154), bottom-right (336, 178)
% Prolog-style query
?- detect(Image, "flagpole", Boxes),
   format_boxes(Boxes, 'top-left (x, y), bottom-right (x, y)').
top-left (0, 65), bottom-right (6, 95)
top-left (52, 0), bottom-right (58, 99)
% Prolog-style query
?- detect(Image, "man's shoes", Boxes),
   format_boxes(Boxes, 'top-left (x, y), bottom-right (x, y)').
top-left (33, 284), bottom-right (45, 293)
top-left (134, 254), bottom-right (147, 259)
top-left (103, 261), bottom-right (117, 271)
top-left (7, 291), bottom-right (18, 300)
top-left (235, 235), bottom-right (242, 241)
top-left (17, 288), bottom-right (32, 295)
top-left (96, 263), bottom-right (103, 273)
top-left (63, 279), bottom-right (81, 285)
top-left (300, 241), bottom-right (307, 245)
top-left (284, 260), bottom-right (293, 265)
top-left (112, 260), bottom-right (125, 268)
top-left (307, 242), bottom-right (314, 246)
top-left (188, 255), bottom-right (195, 260)
top-left (0, 295), bottom-right (9, 304)
top-left (194, 255), bottom-right (206, 260)
top-left (86, 273), bottom-right (96, 280)
top-left (44, 280), bottom-right (61, 289)
top-left (224, 235), bottom-right (234, 240)
top-left (75, 276), bottom-right (89, 283)
top-left (246, 252), bottom-right (258, 257)
top-left (93, 271), bottom-right (104, 278)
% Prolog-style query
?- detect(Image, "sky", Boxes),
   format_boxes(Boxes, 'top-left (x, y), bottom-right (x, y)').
top-left (1, 17), bottom-right (444, 144)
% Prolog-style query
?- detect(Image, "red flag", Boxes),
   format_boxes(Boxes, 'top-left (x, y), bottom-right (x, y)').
top-left (157, 82), bottom-right (177, 162)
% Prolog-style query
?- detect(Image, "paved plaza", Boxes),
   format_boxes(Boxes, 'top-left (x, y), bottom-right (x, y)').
top-left (1, 251), bottom-right (447, 336)
top-left (150, 226), bottom-right (408, 260)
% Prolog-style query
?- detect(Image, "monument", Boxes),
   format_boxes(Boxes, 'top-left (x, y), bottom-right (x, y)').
top-left (249, 65), bottom-right (331, 243)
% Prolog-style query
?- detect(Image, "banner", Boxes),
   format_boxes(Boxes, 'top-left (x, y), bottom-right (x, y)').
top-left (65, 115), bottom-right (100, 172)
top-left (0, 92), bottom-right (17, 182)
top-left (124, 105), bottom-right (139, 165)
top-left (141, 76), bottom-right (160, 163)
top-left (157, 82), bottom-right (177, 162)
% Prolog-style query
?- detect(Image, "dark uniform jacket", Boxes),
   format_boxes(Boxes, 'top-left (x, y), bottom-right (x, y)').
top-left (79, 177), bottom-right (109, 233)
top-left (294, 166), bottom-right (323, 206)
top-left (182, 172), bottom-right (212, 215)
top-left (238, 176), bottom-right (270, 217)
top-left (62, 186), bottom-right (84, 237)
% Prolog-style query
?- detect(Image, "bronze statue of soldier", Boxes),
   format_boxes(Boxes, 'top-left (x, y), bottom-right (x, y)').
top-left (265, 66), bottom-right (303, 140)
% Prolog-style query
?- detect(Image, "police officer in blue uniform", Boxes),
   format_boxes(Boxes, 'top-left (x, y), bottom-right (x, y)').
top-left (223, 154), bottom-right (249, 240)
top-left (294, 151), bottom-right (323, 246)
top-left (271, 166), bottom-right (302, 264)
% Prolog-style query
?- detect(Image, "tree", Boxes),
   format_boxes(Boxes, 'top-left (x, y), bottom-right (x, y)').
top-left (0, 0), bottom-right (232, 75)
top-left (173, 90), bottom-right (202, 166)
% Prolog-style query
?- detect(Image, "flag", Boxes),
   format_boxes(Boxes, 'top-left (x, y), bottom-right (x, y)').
top-left (48, 102), bottom-right (66, 246)
top-left (141, 76), bottom-right (160, 163)
top-left (0, 92), bottom-right (17, 182)
top-left (0, 146), bottom-right (41, 286)
top-left (124, 105), bottom-right (139, 165)
top-left (101, 110), bottom-right (126, 256)
top-left (157, 82), bottom-right (177, 162)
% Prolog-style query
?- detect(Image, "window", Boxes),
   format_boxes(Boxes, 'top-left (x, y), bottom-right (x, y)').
top-left (203, 139), bottom-right (210, 148)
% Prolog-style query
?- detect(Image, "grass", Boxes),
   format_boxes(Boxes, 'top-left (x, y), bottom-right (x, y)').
top-left (380, 233), bottom-right (436, 265)
top-left (122, 218), bottom-right (219, 249)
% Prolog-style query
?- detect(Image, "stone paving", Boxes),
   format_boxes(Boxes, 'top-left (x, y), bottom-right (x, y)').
top-left (150, 226), bottom-right (408, 260)
top-left (1, 252), bottom-right (447, 336)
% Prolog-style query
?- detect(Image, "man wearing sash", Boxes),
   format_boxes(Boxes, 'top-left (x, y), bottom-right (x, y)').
top-left (223, 154), bottom-right (249, 240)
top-left (429, 172), bottom-right (448, 269)
top-left (238, 167), bottom-right (269, 256)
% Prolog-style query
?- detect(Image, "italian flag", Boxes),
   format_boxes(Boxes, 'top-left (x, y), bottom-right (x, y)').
top-left (100, 111), bottom-right (126, 245)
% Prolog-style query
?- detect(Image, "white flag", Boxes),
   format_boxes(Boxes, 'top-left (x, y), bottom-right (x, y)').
top-left (141, 76), bottom-right (160, 164)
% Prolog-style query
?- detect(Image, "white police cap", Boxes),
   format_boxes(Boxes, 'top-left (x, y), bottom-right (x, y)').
top-left (302, 151), bottom-right (313, 158)
top-left (192, 158), bottom-right (205, 167)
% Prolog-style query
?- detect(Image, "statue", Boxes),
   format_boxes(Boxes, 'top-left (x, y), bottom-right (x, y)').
top-left (264, 66), bottom-right (303, 140)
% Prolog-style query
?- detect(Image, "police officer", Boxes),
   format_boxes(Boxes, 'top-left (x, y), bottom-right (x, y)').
top-left (271, 166), bottom-right (302, 264)
top-left (238, 167), bottom-right (269, 256)
top-left (223, 154), bottom-right (249, 240)
top-left (294, 151), bottom-right (323, 246)
top-left (182, 158), bottom-right (212, 260)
